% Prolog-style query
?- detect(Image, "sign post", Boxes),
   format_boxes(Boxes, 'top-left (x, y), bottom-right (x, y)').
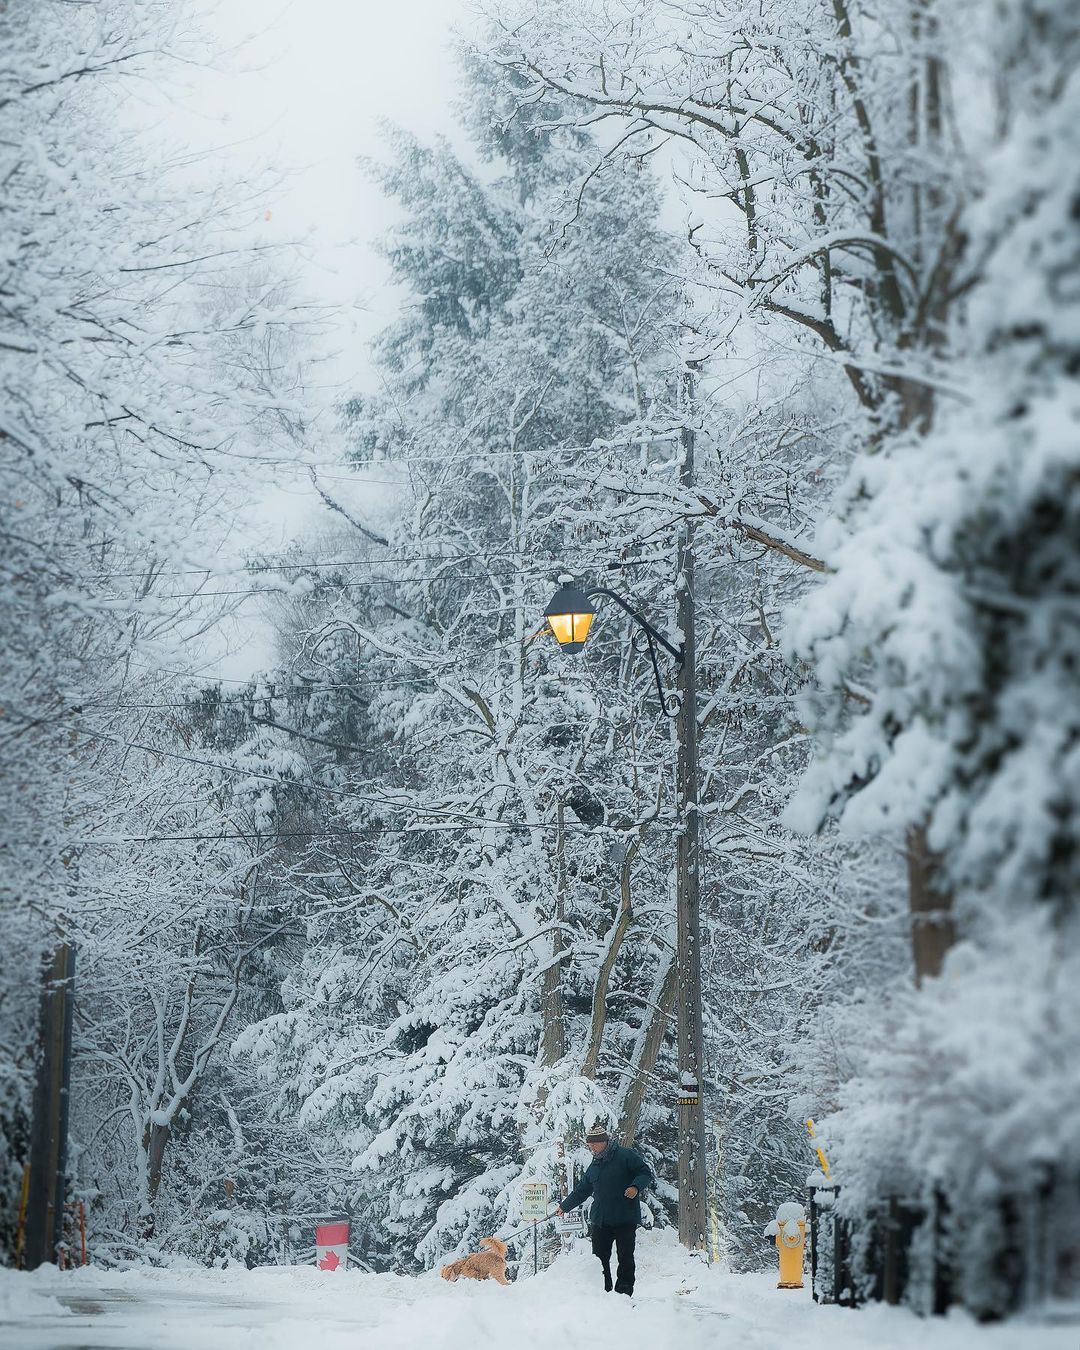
top-left (521, 1183), bottom-right (549, 1276)
top-left (555, 1138), bottom-right (576, 1251)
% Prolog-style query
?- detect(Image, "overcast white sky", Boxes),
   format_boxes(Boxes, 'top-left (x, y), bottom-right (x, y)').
top-left (164, 0), bottom-right (479, 676)
top-left (190, 0), bottom-right (478, 353)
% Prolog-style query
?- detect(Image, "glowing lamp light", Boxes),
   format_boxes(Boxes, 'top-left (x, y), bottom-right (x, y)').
top-left (544, 581), bottom-right (595, 654)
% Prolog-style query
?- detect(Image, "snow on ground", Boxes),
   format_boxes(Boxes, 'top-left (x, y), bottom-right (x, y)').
top-left (1, 1232), bottom-right (1075, 1350)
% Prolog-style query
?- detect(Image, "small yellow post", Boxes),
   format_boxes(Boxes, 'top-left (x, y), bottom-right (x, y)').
top-left (806, 1118), bottom-right (831, 1178)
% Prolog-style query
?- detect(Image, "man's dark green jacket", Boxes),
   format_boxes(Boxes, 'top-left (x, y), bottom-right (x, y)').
top-left (559, 1143), bottom-right (653, 1228)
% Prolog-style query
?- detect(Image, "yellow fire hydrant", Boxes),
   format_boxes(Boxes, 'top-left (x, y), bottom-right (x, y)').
top-left (764, 1202), bottom-right (807, 1289)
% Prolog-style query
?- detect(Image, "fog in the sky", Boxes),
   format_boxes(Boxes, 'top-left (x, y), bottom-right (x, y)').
top-left (177, 0), bottom-right (477, 361)
top-left (164, 1), bottom-right (479, 675)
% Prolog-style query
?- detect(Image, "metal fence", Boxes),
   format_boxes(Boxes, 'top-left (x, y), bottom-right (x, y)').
top-left (808, 1167), bottom-right (1080, 1321)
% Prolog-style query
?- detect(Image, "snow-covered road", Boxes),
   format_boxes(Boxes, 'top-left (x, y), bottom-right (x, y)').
top-left (1, 1233), bottom-right (1074, 1350)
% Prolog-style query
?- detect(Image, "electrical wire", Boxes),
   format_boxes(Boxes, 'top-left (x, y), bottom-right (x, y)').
top-left (176, 426), bottom-right (682, 475)
top-left (64, 675), bottom-right (444, 711)
top-left (76, 548), bottom-right (658, 585)
top-left (88, 568), bottom-right (571, 603)
top-left (20, 712), bottom-right (659, 838)
top-left (58, 660), bottom-right (563, 713)
top-left (0, 820), bottom-right (677, 847)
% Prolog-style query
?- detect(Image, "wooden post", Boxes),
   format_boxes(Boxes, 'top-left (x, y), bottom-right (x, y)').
top-left (23, 943), bottom-right (76, 1269)
top-left (675, 365), bottom-right (708, 1252)
top-left (882, 1196), bottom-right (901, 1304)
top-left (15, 1166), bottom-right (30, 1268)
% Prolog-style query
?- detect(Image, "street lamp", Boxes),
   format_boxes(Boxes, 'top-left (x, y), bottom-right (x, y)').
top-left (544, 577), bottom-right (682, 716)
top-left (543, 581), bottom-right (595, 655)
top-left (542, 572), bottom-right (709, 1253)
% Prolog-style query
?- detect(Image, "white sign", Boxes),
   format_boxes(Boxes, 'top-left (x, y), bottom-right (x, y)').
top-left (522, 1182), bottom-right (550, 1221)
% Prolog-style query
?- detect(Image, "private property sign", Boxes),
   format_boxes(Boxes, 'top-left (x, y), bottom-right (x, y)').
top-left (521, 1183), bottom-right (549, 1221)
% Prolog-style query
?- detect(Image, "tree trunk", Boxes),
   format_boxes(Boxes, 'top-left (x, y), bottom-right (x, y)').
top-left (675, 366), bottom-right (708, 1251)
top-left (540, 803), bottom-right (568, 1073)
top-left (894, 341), bottom-right (958, 979)
top-left (906, 823), bottom-right (956, 984)
top-left (581, 836), bottom-right (640, 1079)
top-left (146, 1120), bottom-right (170, 1204)
top-left (139, 1115), bottom-right (174, 1238)
top-left (617, 954), bottom-right (676, 1144)
top-left (23, 943), bottom-right (75, 1269)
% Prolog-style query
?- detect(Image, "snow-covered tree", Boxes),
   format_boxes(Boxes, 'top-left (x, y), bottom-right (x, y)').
top-left (0, 0), bottom-right (321, 1260)
top-left (476, 0), bottom-right (961, 973)
top-left (234, 41), bottom-right (904, 1273)
top-left (779, 2), bottom-right (1080, 1308)
top-left (235, 95), bottom-right (697, 1268)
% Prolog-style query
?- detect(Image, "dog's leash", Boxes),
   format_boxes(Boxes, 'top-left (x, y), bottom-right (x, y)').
top-left (498, 1208), bottom-right (561, 1246)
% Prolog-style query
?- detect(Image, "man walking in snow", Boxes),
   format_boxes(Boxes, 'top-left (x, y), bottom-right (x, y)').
top-left (555, 1121), bottom-right (653, 1297)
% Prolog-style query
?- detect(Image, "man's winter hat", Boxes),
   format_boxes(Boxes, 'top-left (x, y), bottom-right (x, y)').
top-left (585, 1120), bottom-right (610, 1144)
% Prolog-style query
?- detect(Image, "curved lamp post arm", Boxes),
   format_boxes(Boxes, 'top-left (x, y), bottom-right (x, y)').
top-left (586, 587), bottom-right (683, 717)
top-left (586, 588), bottom-right (684, 663)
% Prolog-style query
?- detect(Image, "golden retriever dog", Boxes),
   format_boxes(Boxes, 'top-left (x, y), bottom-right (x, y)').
top-left (439, 1236), bottom-right (510, 1285)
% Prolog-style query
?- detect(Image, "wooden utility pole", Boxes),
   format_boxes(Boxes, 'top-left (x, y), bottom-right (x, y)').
top-left (675, 366), bottom-right (708, 1250)
top-left (23, 942), bottom-right (75, 1268)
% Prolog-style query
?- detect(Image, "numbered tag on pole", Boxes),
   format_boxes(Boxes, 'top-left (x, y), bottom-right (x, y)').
top-left (678, 1071), bottom-right (700, 1107)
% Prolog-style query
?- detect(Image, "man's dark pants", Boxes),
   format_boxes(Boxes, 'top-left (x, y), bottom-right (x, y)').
top-left (591, 1222), bottom-right (636, 1295)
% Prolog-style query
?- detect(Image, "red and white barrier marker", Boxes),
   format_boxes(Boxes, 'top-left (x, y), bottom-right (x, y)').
top-left (315, 1221), bottom-right (350, 1271)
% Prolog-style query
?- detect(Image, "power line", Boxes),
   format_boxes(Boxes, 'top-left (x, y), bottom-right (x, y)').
top-left (60, 659), bottom-right (559, 713)
top-left (67, 676), bottom-right (442, 711)
top-left (104, 628), bottom-right (553, 690)
top-left (48, 716), bottom-right (460, 814)
top-left (29, 713), bottom-right (652, 837)
top-left (0, 819), bottom-right (670, 847)
top-left (239, 427), bottom-right (681, 474)
top-left (89, 568), bottom-right (568, 604)
top-left (136, 675), bottom-right (447, 701)
top-left (77, 548), bottom-right (653, 585)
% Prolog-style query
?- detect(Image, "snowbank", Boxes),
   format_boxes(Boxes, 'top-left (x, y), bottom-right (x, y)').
top-left (0, 1264), bottom-right (70, 1321)
top-left (1, 1233), bottom-right (1075, 1349)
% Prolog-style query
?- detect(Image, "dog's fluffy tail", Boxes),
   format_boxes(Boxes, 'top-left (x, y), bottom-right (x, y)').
top-left (478, 1237), bottom-right (507, 1258)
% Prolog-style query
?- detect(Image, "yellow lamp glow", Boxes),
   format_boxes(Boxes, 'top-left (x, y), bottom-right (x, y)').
top-left (544, 582), bottom-right (596, 654)
top-left (548, 609), bottom-right (594, 648)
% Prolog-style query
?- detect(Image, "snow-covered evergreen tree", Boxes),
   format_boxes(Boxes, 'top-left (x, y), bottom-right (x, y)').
top-left (781, 2), bottom-right (1080, 1307)
top-left (236, 88), bottom-right (695, 1268)
top-left (235, 43), bottom-right (902, 1272)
